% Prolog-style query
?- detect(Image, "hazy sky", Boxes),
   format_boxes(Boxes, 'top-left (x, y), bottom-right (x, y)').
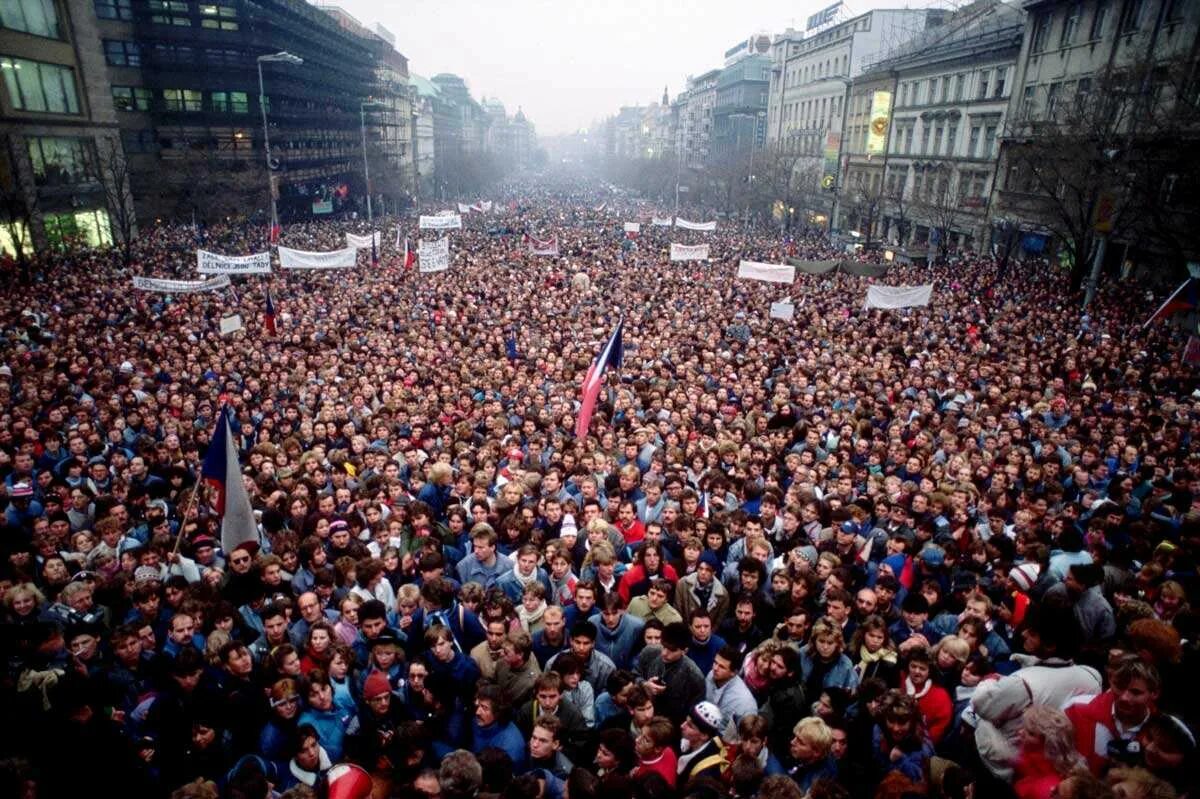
top-left (326, 0), bottom-right (945, 135)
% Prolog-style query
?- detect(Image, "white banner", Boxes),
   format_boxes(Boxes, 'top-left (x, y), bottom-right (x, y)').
top-left (770, 301), bottom-right (795, 320)
top-left (457, 203), bottom-right (473, 213)
top-left (471, 200), bottom-right (493, 213)
top-left (623, 222), bottom-right (641, 234)
top-left (737, 260), bottom-right (796, 284)
top-left (529, 235), bottom-right (559, 256)
top-left (420, 214), bottom-right (462, 230)
top-left (670, 243), bottom-right (710, 261)
top-left (278, 246), bottom-right (358, 270)
top-left (219, 314), bottom-right (244, 335)
top-left (196, 250), bottom-right (271, 275)
top-left (345, 231), bottom-right (381, 249)
top-left (133, 274), bottom-right (231, 293)
top-left (675, 218), bottom-right (717, 232)
top-left (418, 237), bottom-right (450, 273)
top-left (651, 217), bottom-right (673, 227)
top-left (865, 284), bottom-right (934, 309)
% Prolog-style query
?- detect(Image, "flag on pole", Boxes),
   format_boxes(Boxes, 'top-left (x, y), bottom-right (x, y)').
top-left (264, 288), bottom-right (277, 336)
top-left (269, 222), bottom-right (281, 245)
top-left (403, 238), bottom-right (415, 270)
top-left (201, 406), bottom-right (258, 554)
top-left (575, 320), bottom-right (624, 439)
top-left (1144, 278), bottom-right (1198, 328)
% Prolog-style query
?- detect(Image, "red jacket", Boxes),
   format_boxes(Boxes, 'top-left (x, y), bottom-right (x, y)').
top-left (1065, 691), bottom-right (1148, 775)
top-left (634, 747), bottom-right (677, 788)
top-left (903, 673), bottom-right (953, 744)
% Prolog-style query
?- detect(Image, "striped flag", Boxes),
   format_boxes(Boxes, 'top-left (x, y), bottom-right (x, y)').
top-left (264, 288), bottom-right (276, 336)
top-left (403, 237), bottom-right (415, 270)
top-left (575, 320), bottom-right (624, 439)
top-left (1144, 278), bottom-right (1198, 328)
top-left (201, 406), bottom-right (258, 554)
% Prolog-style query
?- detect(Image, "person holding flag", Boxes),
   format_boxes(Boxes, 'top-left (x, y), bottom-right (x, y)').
top-left (199, 405), bottom-right (259, 555)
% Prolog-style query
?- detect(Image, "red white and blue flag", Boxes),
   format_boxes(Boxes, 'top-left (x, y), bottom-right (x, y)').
top-left (201, 406), bottom-right (258, 554)
top-left (1144, 278), bottom-right (1198, 328)
top-left (264, 288), bottom-right (277, 336)
top-left (575, 320), bottom-right (624, 439)
top-left (403, 237), bottom-right (415, 270)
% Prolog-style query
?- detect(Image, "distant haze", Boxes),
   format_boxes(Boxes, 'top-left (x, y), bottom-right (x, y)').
top-left (327, 0), bottom-right (948, 135)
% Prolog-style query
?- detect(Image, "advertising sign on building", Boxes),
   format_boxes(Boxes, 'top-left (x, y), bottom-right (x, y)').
top-left (866, 91), bottom-right (893, 156)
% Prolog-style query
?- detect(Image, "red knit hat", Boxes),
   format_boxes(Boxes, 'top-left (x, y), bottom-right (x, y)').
top-left (363, 671), bottom-right (391, 700)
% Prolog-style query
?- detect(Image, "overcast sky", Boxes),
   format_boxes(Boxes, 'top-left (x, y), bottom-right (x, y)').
top-left (325, 0), bottom-right (947, 135)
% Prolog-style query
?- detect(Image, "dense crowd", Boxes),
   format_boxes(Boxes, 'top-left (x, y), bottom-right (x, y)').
top-left (1, 177), bottom-right (1198, 799)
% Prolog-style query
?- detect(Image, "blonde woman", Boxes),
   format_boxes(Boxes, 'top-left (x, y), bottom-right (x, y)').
top-left (1013, 704), bottom-right (1087, 799)
top-left (799, 618), bottom-right (860, 694)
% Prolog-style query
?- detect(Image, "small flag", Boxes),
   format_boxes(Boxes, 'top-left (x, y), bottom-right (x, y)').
top-left (264, 288), bottom-right (276, 336)
top-left (575, 319), bottom-right (624, 439)
top-left (269, 222), bottom-right (281, 245)
top-left (201, 406), bottom-right (258, 554)
top-left (1144, 278), bottom-right (1198, 328)
top-left (403, 238), bottom-right (415, 270)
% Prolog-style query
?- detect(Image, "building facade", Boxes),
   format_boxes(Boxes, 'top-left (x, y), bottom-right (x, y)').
top-left (842, 0), bottom-right (1023, 250)
top-left (679, 69), bottom-right (719, 169)
top-left (711, 53), bottom-right (771, 159)
top-left (1, 0), bottom-right (128, 254)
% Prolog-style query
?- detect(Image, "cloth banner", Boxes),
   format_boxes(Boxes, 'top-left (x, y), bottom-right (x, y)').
top-left (529, 235), bottom-right (559, 256)
top-left (786, 258), bottom-right (840, 275)
top-left (345, 231), bottom-right (381, 249)
top-left (133, 274), bottom-right (231, 293)
top-left (623, 222), bottom-right (641, 234)
top-left (197, 250), bottom-right (271, 275)
top-left (470, 201), bottom-right (493, 213)
top-left (865, 284), bottom-right (933, 309)
top-left (457, 203), bottom-right (473, 213)
top-left (651, 217), bottom-right (673, 227)
top-left (737, 260), bottom-right (795, 284)
top-left (219, 314), bottom-right (244, 335)
top-left (840, 260), bottom-right (889, 277)
top-left (278, 246), bottom-right (358, 270)
top-left (670, 243), bottom-right (710, 261)
top-left (675, 218), bottom-right (717, 232)
top-left (420, 214), bottom-right (462, 230)
top-left (770, 301), bottom-right (795, 320)
top-left (418, 237), bottom-right (450, 273)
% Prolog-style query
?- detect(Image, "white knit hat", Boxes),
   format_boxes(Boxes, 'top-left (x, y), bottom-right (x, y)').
top-left (1009, 563), bottom-right (1040, 592)
top-left (689, 701), bottom-right (724, 737)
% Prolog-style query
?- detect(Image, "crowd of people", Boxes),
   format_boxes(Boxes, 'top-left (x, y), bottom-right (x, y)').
top-left (0, 176), bottom-right (1198, 799)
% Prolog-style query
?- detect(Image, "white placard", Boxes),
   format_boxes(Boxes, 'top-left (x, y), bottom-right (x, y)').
top-left (278, 246), bottom-right (358, 270)
top-left (770, 302), bottom-right (795, 320)
top-left (865, 284), bottom-right (934, 309)
top-left (675, 218), bottom-right (717, 232)
top-left (670, 243), bottom-right (710, 261)
top-left (623, 222), bottom-right (641, 234)
top-left (651, 217), bottom-right (673, 227)
top-left (418, 237), bottom-right (450, 273)
top-left (219, 314), bottom-right (244, 335)
top-left (420, 214), bottom-right (462, 230)
top-left (197, 250), bottom-right (271, 275)
top-left (133, 274), bottom-right (231, 293)
top-left (472, 200), bottom-right (493, 213)
top-left (529, 235), bottom-right (559, 256)
top-left (457, 203), bottom-right (473, 213)
top-left (737, 260), bottom-right (796, 284)
top-left (345, 231), bottom-right (381, 249)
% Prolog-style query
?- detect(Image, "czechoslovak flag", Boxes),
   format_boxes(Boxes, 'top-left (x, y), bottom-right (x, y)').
top-left (575, 319), bottom-right (624, 439)
top-left (403, 237), bottom-right (415, 270)
top-left (201, 406), bottom-right (258, 554)
top-left (264, 287), bottom-right (276, 336)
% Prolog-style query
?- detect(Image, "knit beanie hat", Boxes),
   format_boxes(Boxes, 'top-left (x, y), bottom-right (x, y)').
top-left (689, 701), bottom-right (724, 737)
top-left (1009, 563), bottom-right (1040, 592)
top-left (363, 671), bottom-right (391, 700)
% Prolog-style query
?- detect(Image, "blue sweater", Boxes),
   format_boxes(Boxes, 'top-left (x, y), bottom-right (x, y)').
top-left (594, 614), bottom-right (645, 669)
top-left (473, 720), bottom-right (526, 769)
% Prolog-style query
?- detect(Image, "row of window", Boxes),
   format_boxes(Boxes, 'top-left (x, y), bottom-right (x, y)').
top-left (94, 0), bottom-right (238, 28)
top-left (1031, 0), bottom-right (1187, 54)
top-left (111, 86), bottom-right (248, 113)
top-left (782, 54), bottom-right (850, 90)
top-left (897, 68), bottom-right (1008, 108)
top-left (778, 95), bottom-right (843, 131)
top-left (27, 136), bottom-right (95, 186)
top-left (1, 0), bottom-right (59, 38)
top-left (887, 119), bottom-right (1000, 160)
top-left (1, 56), bottom-right (79, 114)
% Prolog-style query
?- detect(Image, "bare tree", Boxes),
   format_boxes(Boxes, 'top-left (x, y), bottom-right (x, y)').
top-left (0, 134), bottom-right (36, 280)
top-left (886, 180), bottom-right (912, 246)
top-left (918, 165), bottom-right (966, 260)
top-left (93, 136), bottom-right (137, 266)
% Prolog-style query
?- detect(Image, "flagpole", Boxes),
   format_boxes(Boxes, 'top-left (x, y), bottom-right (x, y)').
top-left (170, 477), bottom-right (205, 557)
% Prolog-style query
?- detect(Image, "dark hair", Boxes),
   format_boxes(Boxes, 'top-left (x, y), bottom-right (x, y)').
top-left (597, 728), bottom-right (636, 772)
top-left (358, 599), bottom-right (388, 622)
top-left (662, 621), bottom-right (690, 650)
top-left (715, 644), bottom-right (745, 672)
top-left (569, 620), bottom-right (598, 641)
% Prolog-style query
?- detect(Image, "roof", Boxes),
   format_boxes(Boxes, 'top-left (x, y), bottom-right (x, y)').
top-left (409, 74), bottom-right (440, 98)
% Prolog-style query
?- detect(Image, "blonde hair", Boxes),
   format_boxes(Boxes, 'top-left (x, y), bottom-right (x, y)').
top-left (792, 717), bottom-right (833, 755)
top-left (809, 618), bottom-right (845, 650)
top-left (4, 582), bottom-right (46, 610)
top-left (933, 635), bottom-right (971, 665)
top-left (396, 583), bottom-right (421, 606)
top-left (1019, 705), bottom-right (1086, 775)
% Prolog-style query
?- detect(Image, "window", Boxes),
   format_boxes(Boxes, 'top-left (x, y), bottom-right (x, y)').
top-left (1061, 3), bottom-right (1081, 46)
top-left (955, 74), bottom-right (965, 101)
top-left (162, 88), bottom-right (201, 111)
top-left (148, 0), bottom-right (190, 25)
top-left (93, 0), bottom-right (131, 18)
top-left (1032, 13), bottom-right (1052, 53)
top-left (0, 57), bottom-right (79, 113)
top-left (994, 68), bottom-right (1006, 98)
top-left (1166, 0), bottom-right (1184, 22)
top-left (921, 124), bottom-right (931, 154)
top-left (978, 70), bottom-right (990, 100)
top-left (122, 129), bottom-right (157, 153)
top-left (946, 124), bottom-right (957, 155)
top-left (211, 90), bottom-right (248, 113)
top-left (1, 0), bottom-right (61, 38)
top-left (899, 83), bottom-right (908, 107)
top-left (199, 3), bottom-right (237, 30)
top-left (903, 126), bottom-right (913, 154)
top-left (1021, 85), bottom-right (1036, 117)
top-left (27, 136), bottom-right (94, 185)
top-left (103, 40), bottom-right (142, 67)
top-left (1120, 0), bottom-right (1144, 32)
top-left (43, 208), bottom-right (111, 250)
top-left (1046, 82), bottom-right (1062, 118)
top-left (1091, 1), bottom-right (1109, 38)
top-left (933, 126), bottom-right (943, 154)
top-left (968, 125), bottom-right (981, 157)
top-left (984, 125), bottom-right (998, 158)
top-left (941, 78), bottom-right (950, 103)
top-left (111, 85), bottom-right (152, 111)
top-left (1075, 76), bottom-right (1092, 110)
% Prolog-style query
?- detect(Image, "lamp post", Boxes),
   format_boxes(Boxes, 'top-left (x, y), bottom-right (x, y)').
top-left (360, 100), bottom-right (387, 224)
top-left (257, 51), bottom-right (303, 237)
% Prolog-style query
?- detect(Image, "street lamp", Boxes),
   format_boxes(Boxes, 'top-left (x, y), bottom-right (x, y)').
top-left (257, 51), bottom-right (303, 239)
top-left (360, 100), bottom-right (387, 223)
